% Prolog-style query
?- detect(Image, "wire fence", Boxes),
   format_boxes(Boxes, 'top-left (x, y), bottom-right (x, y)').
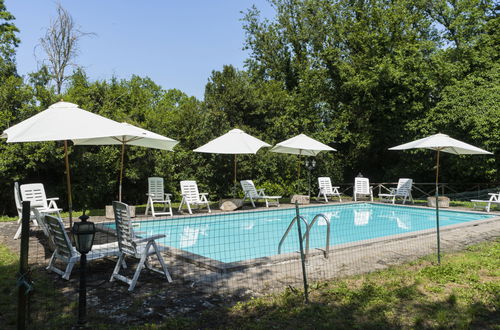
top-left (5, 181), bottom-right (500, 328)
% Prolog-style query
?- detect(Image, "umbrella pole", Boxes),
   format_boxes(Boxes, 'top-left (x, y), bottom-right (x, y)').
top-left (119, 143), bottom-right (125, 202)
top-left (233, 154), bottom-right (237, 198)
top-left (435, 149), bottom-right (441, 264)
top-left (64, 141), bottom-right (73, 228)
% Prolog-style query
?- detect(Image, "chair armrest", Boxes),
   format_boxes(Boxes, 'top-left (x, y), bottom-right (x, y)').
top-left (257, 189), bottom-right (265, 196)
top-left (200, 193), bottom-right (209, 197)
top-left (164, 193), bottom-right (172, 199)
top-left (47, 197), bottom-right (59, 201)
top-left (134, 234), bottom-right (165, 244)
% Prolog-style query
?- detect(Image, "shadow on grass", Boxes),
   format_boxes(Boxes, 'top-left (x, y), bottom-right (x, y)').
top-left (0, 245), bottom-right (75, 330)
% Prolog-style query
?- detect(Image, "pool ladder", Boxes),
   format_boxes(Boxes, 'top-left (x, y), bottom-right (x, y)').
top-left (278, 213), bottom-right (331, 258)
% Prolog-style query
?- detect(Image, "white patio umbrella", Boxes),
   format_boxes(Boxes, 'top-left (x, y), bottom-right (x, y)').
top-left (2, 101), bottom-right (178, 224)
top-left (1, 101), bottom-right (133, 225)
top-left (270, 133), bottom-right (336, 179)
top-left (193, 128), bottom-right (271, 191)
top-left (73, 122), bottom-right (178, 202)
top-left (389, 132), bottom-right (492, 263)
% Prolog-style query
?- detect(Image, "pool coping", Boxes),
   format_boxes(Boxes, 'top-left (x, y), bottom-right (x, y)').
top-left (96, 203), bottom-right (500, 273)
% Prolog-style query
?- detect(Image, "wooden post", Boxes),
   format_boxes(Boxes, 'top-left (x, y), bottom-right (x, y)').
top-left (64, 141), bottom-right (73, 227)
top-left (119, 143), bottom-right (125, 202)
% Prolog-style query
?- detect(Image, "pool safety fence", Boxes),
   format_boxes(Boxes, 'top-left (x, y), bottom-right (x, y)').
top-left (9, 189), bottom-right (500, 328)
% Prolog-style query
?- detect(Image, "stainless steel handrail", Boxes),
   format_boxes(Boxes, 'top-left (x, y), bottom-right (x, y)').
top-left (302, 213), bottom-right (330, 258)
top-left (277, 215), bottom-right (309, 255)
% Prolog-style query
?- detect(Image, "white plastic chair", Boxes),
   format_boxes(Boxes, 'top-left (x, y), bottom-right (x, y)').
top-left (240, 180), bottom-right (281, 208)
top-left (44, 214), bottom-right (120, 280)
top-left (379, 178), bottom-right (414, 204)
top-left (471, 192), bottom-right (500, 212)
top-left (13, 182), bottom-right (38, 239)
top-left (178, 181), bottom-right (211, 214)
top-left (110, 201), bottom-right (172, 291)
top-left (145, 177), bottom-right (173, 217)
top-left (20, 183), bottom-right (62, 218)
top-left (354, 177), bottom-right (373, 201)
top-left (317, 177), bottom-right (342, 202)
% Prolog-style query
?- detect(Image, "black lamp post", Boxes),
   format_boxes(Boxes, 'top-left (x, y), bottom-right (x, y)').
top-left (72, 212), bottom-right (95, 326)
top-left (305, 159), bottom-right (316, 197)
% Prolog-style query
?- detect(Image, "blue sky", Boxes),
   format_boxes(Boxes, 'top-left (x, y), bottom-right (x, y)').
top-left (6, 0), bottom-right (274, 99)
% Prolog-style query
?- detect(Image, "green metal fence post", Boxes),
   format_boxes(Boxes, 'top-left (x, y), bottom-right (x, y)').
top-left (295, 201), bottom-right (309, 303)
top-left (17, 201), bottom-right (31, 330)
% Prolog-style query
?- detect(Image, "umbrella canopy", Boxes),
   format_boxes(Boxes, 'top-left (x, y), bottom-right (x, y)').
top-left (270, 134), bottom-right (336, 156)
top-left (388, 133), bottom-right (492, 155)
top-left (2, 101), bottom-right (130, 225)
top-left (389, 132), bottom-right (492, 263)
top-left (74, 122), bottom-right (178, 202)
top-left (2, 101), bottom-right (128, 142)
top-left (193, 129), bottom-right (270, 192)
top-left (193, 128), bottom-right (270, 154)
top-left (270, 134), bottom-right (336, 181)
top-left (73, 122), bottom-right (178, 150)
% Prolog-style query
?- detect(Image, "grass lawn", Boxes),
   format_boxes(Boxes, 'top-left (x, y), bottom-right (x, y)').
top-left (184, 240), bottom-right (499, 329)
top-left (1, 239), bottom-right (498, 329)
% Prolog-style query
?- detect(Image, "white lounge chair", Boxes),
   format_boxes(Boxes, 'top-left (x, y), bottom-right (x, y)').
top-left (43, 214), bottom-right (120, 280)
top-left (471, 192), bottom-right (500, 212)
top-left (20, 183), bottom-right (62, 218)
top-left (145, 177), bottom-right (173, 217)
top-left (240, 180), bottom-right (281, 208)
top-left (354, 177), bottom-right (373, 201)
top-left (110, 201), bottom-right (172, 291)
top-left (379, 178), bottom-right (414, 204)
top-left (317, 177), bottom-right (342, 202)
top-left (178, 181), bottom-right (211, 214)
top-left (13, 182), bottom-right (38, 240)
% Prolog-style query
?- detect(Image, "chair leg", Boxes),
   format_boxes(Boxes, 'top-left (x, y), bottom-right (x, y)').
top-left (110, 253), bottom-right (125, 283)
top-left (129, 250), bottom-right (149, 291)
top-left (168, 201), bottom-right (173, 216)
top-left (186, 201), bottom-right (193, 214)
top-left (47, 252), bottom-right (57, 272)
top-left (62, 260), bottom-right (76, 280)
top-left (178, 198), bottom-right (185, 213)
top-left (14, 222), bottom-right (22, 240)
top-left (152, 242), bottom-right (172, 282)
top-left (206, 201), bottom-right (211, 213)
top-left (145, 200), bottom-right (151, 216)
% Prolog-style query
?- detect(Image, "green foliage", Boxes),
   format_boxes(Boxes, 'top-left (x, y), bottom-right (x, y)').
top-left (0, 0), bottom-right (498, 214)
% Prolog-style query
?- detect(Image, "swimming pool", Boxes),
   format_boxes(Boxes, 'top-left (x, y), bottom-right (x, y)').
top-left (104, 203), bottom-right (495, 264)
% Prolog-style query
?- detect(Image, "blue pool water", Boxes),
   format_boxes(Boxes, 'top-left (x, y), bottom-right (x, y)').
top-left (105, 203), bottom-right (494, 263)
